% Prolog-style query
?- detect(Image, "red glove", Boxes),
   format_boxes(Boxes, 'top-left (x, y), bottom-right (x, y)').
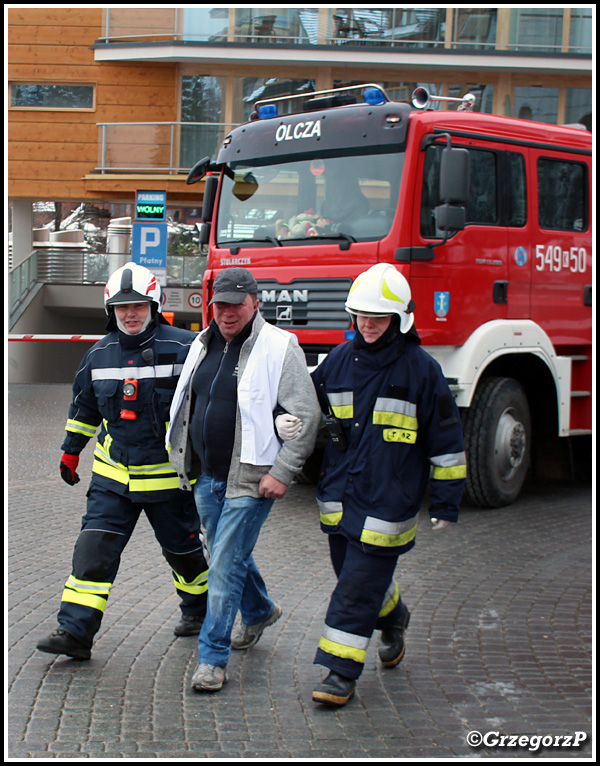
top-left (60, 453), bottom-right (80, 486)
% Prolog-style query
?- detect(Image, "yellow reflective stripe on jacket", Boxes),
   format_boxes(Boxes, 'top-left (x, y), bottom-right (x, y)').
top-left (93, 448), bottom-right (129, 485)
top-left (327, 391), bottom-right (353, 420)
top-left (93, 444), bottom-right (180, 491)
top-left (61, 576), bottom-right (112, 613)
top-left (129, 461), bottom-right (176, 476)
top-left (317, 499), bottom-right (343, 526)
top-left (430, 452), bottom-right (467, 480)
top-left (129, 476), bottom-right (182, 492)
top-left (372, 397), bottom-right (418, 431)
top-left (319, 625), bottom-right (370, 664)
top-left (65, 418), bottom-right (97, 438)
top-left (172, 569), bottom-right (208, 595)
top-left (101, 423), bottom-right (113, 455)
top-left (360, 516), bottom-right (417, 548)
top-left (379, 581), bottom-right (400, 618)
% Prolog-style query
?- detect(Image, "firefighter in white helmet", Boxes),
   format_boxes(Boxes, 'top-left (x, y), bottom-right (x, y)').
top-left (285, 263), bottom-right (466, 707)
top-left (37, 263), bottom-right (209, 660)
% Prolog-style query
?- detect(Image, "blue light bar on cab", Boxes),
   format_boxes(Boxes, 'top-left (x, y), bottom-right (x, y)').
top-left (258, 104), bottom-right (278, 119)
top-left (363, 88), bottom-right (386, 105)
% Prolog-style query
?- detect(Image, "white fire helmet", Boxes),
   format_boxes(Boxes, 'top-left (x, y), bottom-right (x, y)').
top-left (345, 263), bottom-right (415, 334)
top-left (104, 262), bottom-right (162, 333)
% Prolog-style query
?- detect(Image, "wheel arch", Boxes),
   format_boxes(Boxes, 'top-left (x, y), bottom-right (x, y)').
top-left (426, 320), bottom-right (570, 437)
top-left (467, 352), bottom-right (559, 446)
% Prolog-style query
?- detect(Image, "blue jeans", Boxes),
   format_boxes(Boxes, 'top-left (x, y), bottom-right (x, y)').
top-left (193, 475), bottom-right (276, 667)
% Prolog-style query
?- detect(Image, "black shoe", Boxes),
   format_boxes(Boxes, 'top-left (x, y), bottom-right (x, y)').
top-left (378, 604), bottom-right (410, 668)
top-left (37, 629), bottom-right (91, 660)
top-left (173, 613), bottom-right (204, 637)
top-left (312, 671), bottom-right (356, 707)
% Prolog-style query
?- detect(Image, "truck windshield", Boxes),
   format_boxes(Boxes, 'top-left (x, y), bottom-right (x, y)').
top-left (215, 151), bottom-right (403, 246)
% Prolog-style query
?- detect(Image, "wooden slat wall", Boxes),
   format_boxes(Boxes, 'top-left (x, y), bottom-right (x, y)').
top-left (7, 8), bottom-right (178, 200)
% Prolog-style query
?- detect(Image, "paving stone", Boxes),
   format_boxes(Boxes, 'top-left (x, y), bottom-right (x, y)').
top-left (7, 383), bottom-right (593, 760)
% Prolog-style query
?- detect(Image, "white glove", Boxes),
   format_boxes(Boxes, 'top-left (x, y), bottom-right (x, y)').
top-left (431, 518), bottom-right (451, 531)
top-left (275, 414), bottom-right (303, 440)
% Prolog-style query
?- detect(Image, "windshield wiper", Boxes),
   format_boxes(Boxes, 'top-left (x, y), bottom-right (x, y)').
top-left (219, 237), bottom-right (282, 247)
top-left (283, 232), bottom-right (356, 249)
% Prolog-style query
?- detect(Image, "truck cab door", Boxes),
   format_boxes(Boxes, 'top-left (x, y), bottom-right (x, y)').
top-left (409, 140), bottom-right (510, 346)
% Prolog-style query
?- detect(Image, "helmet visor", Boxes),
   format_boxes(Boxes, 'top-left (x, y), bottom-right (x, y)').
top-left (346, 308), bottom-right (394, 319)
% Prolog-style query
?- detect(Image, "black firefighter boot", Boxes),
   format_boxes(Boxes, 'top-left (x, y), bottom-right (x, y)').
top-left (37, 628), bottom-right (92, 660)
top-left (173, 613), bottom-right (205, 637)
top-left (378, 603), bottom-right (411, 668)
top-left (312, 671), bottom-right (357, 707)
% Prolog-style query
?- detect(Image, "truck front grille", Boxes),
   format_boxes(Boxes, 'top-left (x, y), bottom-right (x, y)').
top-left (258, 278), bottom-right (352, 330)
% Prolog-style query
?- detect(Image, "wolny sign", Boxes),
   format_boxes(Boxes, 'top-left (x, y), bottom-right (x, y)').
top-left (136, 190), bottom-right (166, 220)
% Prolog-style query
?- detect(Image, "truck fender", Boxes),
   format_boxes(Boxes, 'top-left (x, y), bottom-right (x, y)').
top-left (425, 320), bottom-right (571, 435)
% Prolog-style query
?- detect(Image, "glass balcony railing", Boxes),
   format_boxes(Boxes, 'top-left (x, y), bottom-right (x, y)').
top-left (97, 122), bottom-right (238, 173)
top-left (9, 251), bottom-right (38, 315)
top-left (100, 7), bottom-right (592, 54)
top-left (10, 249), bottom-right (206, 310)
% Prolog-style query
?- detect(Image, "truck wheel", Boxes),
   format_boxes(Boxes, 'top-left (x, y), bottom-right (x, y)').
top-left (463, 377), bottom-right (531, 508)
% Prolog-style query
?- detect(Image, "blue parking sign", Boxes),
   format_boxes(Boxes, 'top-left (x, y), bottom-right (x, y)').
top-left (132, 222), bottom-right (168, 269)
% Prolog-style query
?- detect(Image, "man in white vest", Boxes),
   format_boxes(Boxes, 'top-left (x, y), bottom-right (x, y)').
top-left (167, 267), bottom-right (320, 692)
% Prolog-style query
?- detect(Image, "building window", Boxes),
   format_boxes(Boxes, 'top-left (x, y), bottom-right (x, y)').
top-left (182, 7), bottom-right (229, 41)
top-left (513, 86), bottom-right (559, 124)
top-left (510, 8), bottom-right (563, 52)
top-left (454, 8), bottom-right (496, 49)
top-left (9, 83), bottom-right (94, 110)
top-left (565, 88), bottom-right (592, 130)
top-left (180, 75), bottom-right (227, 167)
top-left (569, 8), bottom-right (593, 53)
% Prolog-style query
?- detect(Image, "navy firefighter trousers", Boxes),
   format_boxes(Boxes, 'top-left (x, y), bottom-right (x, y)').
top-left (57, 484), bottom-right (208, 648)
top-left (314, 533), bottom-right (405, 680)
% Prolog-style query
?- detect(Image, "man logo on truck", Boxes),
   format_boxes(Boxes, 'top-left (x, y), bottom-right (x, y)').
top-left (261, 289), bottom-right (309, 304)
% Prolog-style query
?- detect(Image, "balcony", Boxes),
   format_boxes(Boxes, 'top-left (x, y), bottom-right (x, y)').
top-left (96, 121), bottom-right (237, 174)
top-left (96, 7), bottom-right (592, 55)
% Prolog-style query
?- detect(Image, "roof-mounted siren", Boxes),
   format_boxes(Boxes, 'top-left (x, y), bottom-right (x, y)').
top-left (412, 87), bottom-right (476, 112)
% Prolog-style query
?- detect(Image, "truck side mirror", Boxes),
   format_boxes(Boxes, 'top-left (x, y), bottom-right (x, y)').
top-left (439, 145), bottom-right (470, 204)
top-left (437, 143), bottom-right (470, 231)
top-left (202, 174), bottom-right (219, 223)
top-left (197, 222), bottom-right (210, 248)
top-left (435, 203), bottom-right (466, 232)
top-left (187, 157), bottom-right (212, 185)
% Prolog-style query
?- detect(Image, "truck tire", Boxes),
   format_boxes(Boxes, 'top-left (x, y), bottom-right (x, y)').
top-left (463, 377), bottom-right (531, 508)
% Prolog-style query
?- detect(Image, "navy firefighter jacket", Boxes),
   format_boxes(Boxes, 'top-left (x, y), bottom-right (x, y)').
top-left (61, 323), bottom-right (196, 502)
top-left (311, 330), bottom-right (466, 556)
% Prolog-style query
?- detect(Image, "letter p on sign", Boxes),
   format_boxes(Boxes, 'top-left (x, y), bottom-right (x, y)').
top-left (132, 221), bottom-right (168, 269)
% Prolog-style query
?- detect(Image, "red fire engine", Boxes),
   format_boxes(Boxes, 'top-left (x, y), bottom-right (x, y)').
top-left (188, 84), bottom-right (592, 507)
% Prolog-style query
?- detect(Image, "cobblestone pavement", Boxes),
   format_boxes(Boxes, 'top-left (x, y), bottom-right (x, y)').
top-left (6, 384), bottom-right (594, 760)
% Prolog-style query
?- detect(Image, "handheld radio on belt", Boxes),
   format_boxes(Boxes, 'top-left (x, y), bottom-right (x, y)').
top-left (320, 384), bottom-right (348, 452)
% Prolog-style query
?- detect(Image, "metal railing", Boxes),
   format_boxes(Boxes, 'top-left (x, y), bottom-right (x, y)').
top-left (9, 249), bottom-right (205, 314)
top-left (97, 121), bottom-right (238, 173)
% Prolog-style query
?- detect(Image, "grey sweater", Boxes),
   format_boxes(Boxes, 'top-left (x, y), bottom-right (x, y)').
top-left (168, 312), bottom-right (320, 498)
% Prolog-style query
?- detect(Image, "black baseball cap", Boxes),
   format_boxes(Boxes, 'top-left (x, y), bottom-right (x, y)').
top-left (209, 267), bottom-right (258, 305)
